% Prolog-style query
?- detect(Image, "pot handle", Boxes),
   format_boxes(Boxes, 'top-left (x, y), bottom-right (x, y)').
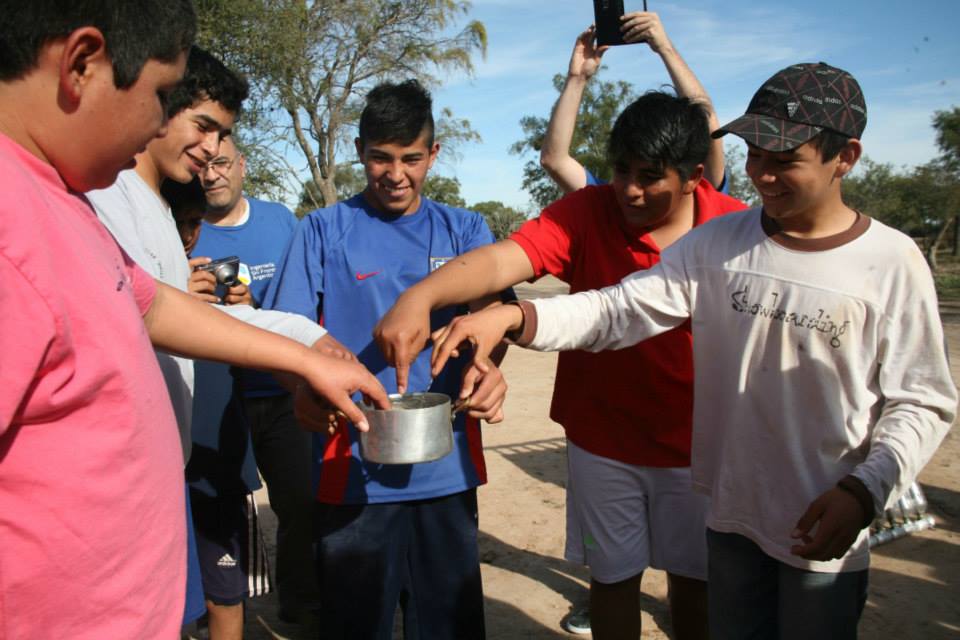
top-left (450, 396), bottom-right (471, 422)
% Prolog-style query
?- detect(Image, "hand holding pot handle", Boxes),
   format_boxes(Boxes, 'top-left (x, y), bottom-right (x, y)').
top-left (456, 357), bottom-right (507, 424)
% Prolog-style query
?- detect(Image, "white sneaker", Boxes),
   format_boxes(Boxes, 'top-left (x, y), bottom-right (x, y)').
top-left (562, 606), bottom-right (591, 635)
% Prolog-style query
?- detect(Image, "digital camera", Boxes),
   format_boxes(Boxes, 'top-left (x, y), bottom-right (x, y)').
top-left (196, 255), bottom-right (240, 287)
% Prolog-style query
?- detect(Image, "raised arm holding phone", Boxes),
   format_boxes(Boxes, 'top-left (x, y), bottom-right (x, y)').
top-left (540, 12), bottom-right (726, 194)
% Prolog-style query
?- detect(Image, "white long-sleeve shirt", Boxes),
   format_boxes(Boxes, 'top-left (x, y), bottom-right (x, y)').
top-left (87, 170), bottom-right (326, 462)
top-left (525, 209), bottom-right (956, 572)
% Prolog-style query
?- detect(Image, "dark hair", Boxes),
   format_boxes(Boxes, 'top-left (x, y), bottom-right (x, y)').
top-left (0, 0), bottom-right (195, 89)
top-left (165, 46), bottom-right (248, 118)
top-left (162, 175), bottom-right (206, 219)
top-left (607, 91), bottom-right (711, 181)
top-left (808, 129), bottom-right (852, 162)
top-left (358, 79), bottom-right (434, 148)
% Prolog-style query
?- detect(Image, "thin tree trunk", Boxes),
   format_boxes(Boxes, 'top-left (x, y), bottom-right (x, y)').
top-left (952, 214), bottom-right (959, 256)
top-left (927, 217), bottom-right (954, 271)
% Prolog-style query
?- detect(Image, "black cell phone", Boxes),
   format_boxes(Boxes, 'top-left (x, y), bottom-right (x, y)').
top-left (593, 0), bottom-right (626, 47)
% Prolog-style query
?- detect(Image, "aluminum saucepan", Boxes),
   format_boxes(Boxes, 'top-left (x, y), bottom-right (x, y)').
top-left (357, 392), bottom-right (455, 465)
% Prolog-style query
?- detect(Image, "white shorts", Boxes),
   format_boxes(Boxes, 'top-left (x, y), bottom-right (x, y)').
top-left (564, 440), bottom-right (709, 584)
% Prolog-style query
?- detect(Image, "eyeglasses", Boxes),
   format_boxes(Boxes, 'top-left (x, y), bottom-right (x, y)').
top-left (203, 155), bottom-right (238, 177)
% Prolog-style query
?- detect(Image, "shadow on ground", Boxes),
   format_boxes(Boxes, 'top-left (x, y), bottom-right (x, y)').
top-left (484, 437), bottom-right (568, 490)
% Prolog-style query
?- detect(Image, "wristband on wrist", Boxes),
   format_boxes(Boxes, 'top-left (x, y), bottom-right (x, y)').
top-left (836, 476), bottom-right (875, 529)
top-left (503, 300), bottom-right (537, 346)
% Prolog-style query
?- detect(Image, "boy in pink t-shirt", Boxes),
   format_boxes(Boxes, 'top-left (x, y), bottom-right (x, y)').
top-left (0, 3), bottom-right (387, 637)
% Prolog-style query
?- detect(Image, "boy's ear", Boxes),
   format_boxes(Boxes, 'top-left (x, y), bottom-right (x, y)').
top-left (58, 27), bottom-right (110, 106)
top-left (354, 137), bottom-right (364, 160)
top-left (681, 164), bottom-right (704, 195)
top-left (834, 139), bottom-right (863, 179)
top-left (427, 142), bottom-right (440, 170)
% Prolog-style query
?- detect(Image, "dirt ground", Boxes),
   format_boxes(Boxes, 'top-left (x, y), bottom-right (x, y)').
top-left (243, 276), bottom-right (960, 639)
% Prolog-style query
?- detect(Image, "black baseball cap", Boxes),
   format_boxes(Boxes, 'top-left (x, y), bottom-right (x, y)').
top-left (714, 62), bottom-right (867, 152)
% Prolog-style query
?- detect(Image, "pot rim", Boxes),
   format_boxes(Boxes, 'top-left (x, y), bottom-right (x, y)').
top-left (358, 391), bottom-right (451, 414)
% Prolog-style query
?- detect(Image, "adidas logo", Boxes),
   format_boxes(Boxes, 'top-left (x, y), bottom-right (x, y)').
top-left (217, 553), bottom-right (238, 568)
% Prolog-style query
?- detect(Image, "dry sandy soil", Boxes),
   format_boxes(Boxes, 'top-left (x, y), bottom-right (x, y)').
top-left (241, 276), bottom-right (960, 639)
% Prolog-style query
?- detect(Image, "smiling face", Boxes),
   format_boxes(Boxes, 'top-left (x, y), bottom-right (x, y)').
top-left (356, 131), bottom-right (439, 216)
top-left (145, 98), bottom-right (235, 184)
top-left (745, 141), bottom-right (848, 224)
top-left (610, 158), bottom-right (698, 231)
top-left (75, 55), bottom-right (187, 191)
top-left (200, 135), bottom-right (245, 215)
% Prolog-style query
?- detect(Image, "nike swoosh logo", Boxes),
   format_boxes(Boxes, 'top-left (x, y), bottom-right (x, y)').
top-left (356, 271), bottom-right (381, 281)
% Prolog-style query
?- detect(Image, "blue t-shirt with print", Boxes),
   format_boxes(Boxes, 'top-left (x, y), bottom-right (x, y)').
top-left (263, 194), bottom-right (495, 505)
top-left (186, 197), bottom-right (297, 497)
top-left (195, 197), bottom-right (298, 397)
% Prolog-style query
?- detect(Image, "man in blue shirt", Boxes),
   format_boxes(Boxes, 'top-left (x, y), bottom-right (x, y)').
top-left (264, 80), bottom-right (507, 639)
top-left (186, 134), bottom-right (323, 628)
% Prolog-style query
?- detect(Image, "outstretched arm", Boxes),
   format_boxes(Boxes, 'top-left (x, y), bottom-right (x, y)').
top-left (431, 259), bottom-right (692, 374)
top-left (621, 12), bottom-right (725, 189)
top-left (375, 239), bottom-right (534, 393)
top-left (145, 281), bottom-right (389, 428)
top-left (540, 26), bottom-right (608, 193)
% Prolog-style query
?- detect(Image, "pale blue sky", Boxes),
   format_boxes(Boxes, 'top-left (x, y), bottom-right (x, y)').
top-left (427, 0), bottom-right (960, 212)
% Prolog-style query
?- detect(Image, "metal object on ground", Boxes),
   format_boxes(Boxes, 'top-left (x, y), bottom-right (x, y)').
top-left (868, 482), bottom-right (936, 548)
top-left (358, 392), bottom-right (454, 465)
top-left (869, 515), bottom-right (936, 547)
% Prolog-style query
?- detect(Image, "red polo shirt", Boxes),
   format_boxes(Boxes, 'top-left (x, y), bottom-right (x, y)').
top-left (510, 181), bottom-right (745, 466)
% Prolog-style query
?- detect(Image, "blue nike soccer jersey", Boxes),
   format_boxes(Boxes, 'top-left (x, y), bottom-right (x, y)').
top-left (263, 194), bottom-right (495, 504)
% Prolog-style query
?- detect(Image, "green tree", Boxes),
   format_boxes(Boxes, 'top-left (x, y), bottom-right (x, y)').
top-left (843, 158), bottom-right (911, 229)
top-left (296, 164), bottom-right (364, 217)
top-left (722, 146), bottom-right (760, 207)
top-left (423, 175), bottom-right (466, 208)
top-left (332, 165), bottom-right (368, 204)
top-left (844, 157), bottom-right (960, 269)
top-left (296, 179), bottom-right (323, 218)
top-left (196, 0), bottom-right (486, 205)
top-left (511, 71), bottom-right (635, 209)
top-left (933, 107), bottom-right (960, 174)
top-left (471, 201), bottom-right (527, 240)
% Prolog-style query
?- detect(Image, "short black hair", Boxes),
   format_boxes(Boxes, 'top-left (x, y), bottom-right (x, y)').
top-left (358, 79), bottom-right (434, 148)
top-left (0, 0), bottom-right (195, 89)
top-left (607, 91), bottom-right (711, 181)
top-left (808, 129), bottom-right (852, 162)
top-left (161, 175), bottom-right (206, 219)
top-left (165, 46), bottom-right (248, 118)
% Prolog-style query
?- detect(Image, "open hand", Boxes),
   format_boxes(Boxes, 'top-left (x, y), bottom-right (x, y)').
top-left (430, 304), bottom-right (523, 377)
top-left (569, 26), bottom-right (608, 80)
top-left (790, 487), bottom-right (867, 561)
top-left (296, 351), bottom-right (390, 432)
